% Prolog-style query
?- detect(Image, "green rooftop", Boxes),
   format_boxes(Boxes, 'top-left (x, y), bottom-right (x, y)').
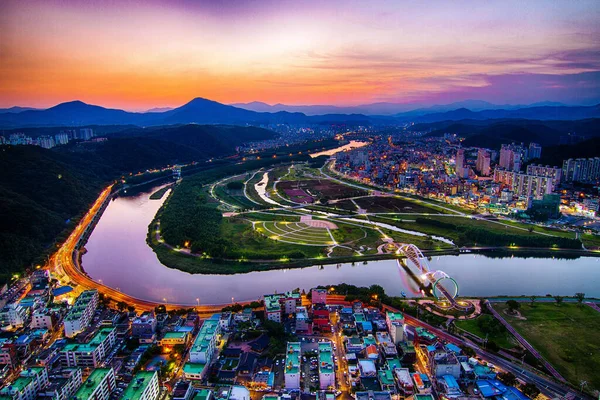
top-left (183, 363), bottom-right (205, 375)
top-left (0, 377), bottom-right (32, 394)
top-left (415, 327), bottom-right (436, 341)
top-left (284, 342), bottom-right (301, 375)
top-left (20, 367), bottom-right (45, 378)
top-left (194, 389), bottom-right (212, 400)
top-left (74, 368), bottom-right (113, 400)
top-left (190, 319), bottom-right (219, 354)
top-left (377, 369), bottom-right (394, 386)
top-left (264, 294), bottom-right (282, 313)
top-left (386, 358), bottom-right (401, 370)
top-left (121, 371), bottom-right (156, 400)
top-left (62, 327), bottom-right (114, 353)
top-left (318, 342), bottom-right (333, 373)
top-left (363, 335), bottom-right (376, 346)
top-left (163, 331), bottom-right (187, 339)
top-left (353, 313), bottom-right (365, 322)
top-left (387, 311), bottom-right (404, 323)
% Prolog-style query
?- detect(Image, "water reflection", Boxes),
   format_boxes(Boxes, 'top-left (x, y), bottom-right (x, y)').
top-left (82, 184), bottom-right (600, 305)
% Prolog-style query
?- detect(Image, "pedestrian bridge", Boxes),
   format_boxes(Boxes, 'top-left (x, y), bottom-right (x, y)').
top-left (396, 243), bottom-right (470, 311)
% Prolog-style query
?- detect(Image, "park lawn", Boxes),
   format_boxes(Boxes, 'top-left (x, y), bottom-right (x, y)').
top-left (353, 195), bottom-right (445, 214)
top-left (501, 303), bottom-right (600, 391)
top-left (222, 218), bottom-right (325, 259)
top-left (498, 220), bottom-right (576, 239)
top-left (581, 233), bottom-right (600, 249)
top-left (455, 317), bottom-right (516, 349)
top-left (149, 186), bottom-right (171, 200)
top-left (213, 183), bottom-right (258, 209)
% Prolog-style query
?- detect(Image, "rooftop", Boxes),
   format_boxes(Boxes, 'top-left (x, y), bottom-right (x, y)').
top-left (190, 319), bottom-right (219, 354)
top-left (318, 342), bottom-right (333, 374)
top-left (121, 371), bottom-right (156, 400)
top-left (386, 311), bottom-right (404, 323)
top-left (73, 368), bottom-right (112, 400)
top-left (183, 363), bottom-right (205, 375)
top-left (284, 342), bottom-right (300, 375)
top-left (62, 327), bottom-right (114, 353)
top-left (0, 377), bottom-right (32, 394)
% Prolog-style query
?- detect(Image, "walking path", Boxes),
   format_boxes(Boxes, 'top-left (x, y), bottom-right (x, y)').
top-left (485, 300), bottom-right (566, 382)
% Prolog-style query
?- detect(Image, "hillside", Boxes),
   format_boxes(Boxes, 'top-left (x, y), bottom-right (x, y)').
top-left (422, 119), bottom-right (600, 147)
top-left (0, 124), bottom-right (277, 281)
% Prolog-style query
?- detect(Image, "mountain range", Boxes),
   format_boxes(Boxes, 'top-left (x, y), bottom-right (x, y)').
top-left (0, 97), bottom-right (598, 128)
top-left (231, 100), bottom-right (568, 116)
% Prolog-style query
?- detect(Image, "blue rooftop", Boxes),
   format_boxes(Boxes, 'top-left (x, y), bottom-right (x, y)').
top-left (442, 375), bottom-right (459, 389)
top-left (445, 343), bottom-right (462, 354)
top-left (360, 321), bottom-right (373, 331)
top-left (53, 286), bottom-right (73, 296)
top-left (476, 380), bottom-right (510, 398)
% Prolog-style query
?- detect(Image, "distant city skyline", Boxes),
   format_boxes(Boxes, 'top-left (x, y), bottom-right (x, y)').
top-left (1, 0), bottom-right (599, 111)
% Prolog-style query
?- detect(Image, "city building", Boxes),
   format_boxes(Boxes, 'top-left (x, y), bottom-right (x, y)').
top-left (455, 149), bottom-right (467, 179)
top-left (172, 381), bottom-right (194, 400)
top-left (263, 295), bottom-right (282, 323)
top-left (311, 289), bottom-right (328, 305)
top-left (63, 290), bottom-right (99, 338)
top-left (71, 368), bottom-right (115, 400)
top-left (79, 129), bottom-right (94, 141)
top-left (0, 303), bottom-right (28, 328)
top-left (284, 342), bottom-right (301, 390)
top-left (493, 170), bottom-right (554, 199)
top-left (60, 327), bottom-right (116, 368)
top-left (159, 331), bottom-right (189, 347)
top-left (476, 149), bottom-right (491, 176)
top-left (394, 368), bottom-right (414, 396)
top-left (295, 307), bottom-right (310, 332)
top-left (526, 164), bottom-right (562, 184)
top-left (188, 315), bottom-right (221, 364)
top-left (499, 143), bottom-right (527, 171)
top-left (562, 157), bottom-right (600, 183)
top-left (38, 368), bottom-right (82, 400)
top-left (318, 342), bottom-right (335, 390)
top-left (121, 371), bottom-right (159, 400)
top-left (528, 143), bottom-right (542, 160)
top-left (385, 311), bottom-right (404, 344)
top-left (131, 312), bottom-right (157, 339)
top-left (31, 309), bottom-right (54, 330)
top-left (0, 367), bottom-right (49, 400)
top-left (185, 314), bottom-right (222, 380)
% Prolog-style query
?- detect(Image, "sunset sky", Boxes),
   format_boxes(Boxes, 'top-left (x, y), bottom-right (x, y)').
top-left (1, 0), bottom-right (599, 110)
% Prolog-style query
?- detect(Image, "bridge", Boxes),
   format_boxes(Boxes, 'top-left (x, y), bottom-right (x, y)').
top-left (396, 243), bottom-right (470, 310)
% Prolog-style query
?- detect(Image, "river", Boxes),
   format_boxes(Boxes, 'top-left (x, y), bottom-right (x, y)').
top-left (81, 184), bottom-right (600, 305)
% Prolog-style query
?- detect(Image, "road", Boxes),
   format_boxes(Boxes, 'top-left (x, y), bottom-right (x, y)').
top-left (379, 304), bottom-right (589, 400)
top-left (48, 184), bottom-right (254, 314)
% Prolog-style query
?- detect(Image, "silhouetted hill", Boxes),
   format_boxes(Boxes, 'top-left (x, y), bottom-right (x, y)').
top-left (422, 119), bottom-right (600, 147)
top-left (535, 137), bottom-right (600, 167)
top-left (406, 104), bottom-right (600, 123)
top-left (0, 123), bottom-right (278, 280)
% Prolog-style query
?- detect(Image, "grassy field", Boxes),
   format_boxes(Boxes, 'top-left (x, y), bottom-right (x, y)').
top-left (353, 195), bottom-right (446, 214)
top-left (501, 302), bottom-right (600, 391)
top-left (149, 186), bottom-right (172, 200)
top-left (581, 233), bottom-right (600, 249)
top-left (455, 316), bottom-right (516, 349)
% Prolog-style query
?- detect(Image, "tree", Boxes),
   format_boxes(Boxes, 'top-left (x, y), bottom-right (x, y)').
top-left (575, 292), bottom-right (585, 306)
top-left (154, 304), bottom-right (166, 314)
top-left (498, 371), bottom-right (517, 387)
top-left (486, 340), bottom-right (500, 352)
top-left (521, 383), bottom-right (540, 398)
top-left (116, 301), bottom-right (127, 312)
top-left (529, 296), bottom-right (536, 306)
top-left (553, 296), bottom-right (564, 306)
top-left (127, 305), bottom-right (136, 313)
top-left (506, 300), bottom-right (520, 314)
